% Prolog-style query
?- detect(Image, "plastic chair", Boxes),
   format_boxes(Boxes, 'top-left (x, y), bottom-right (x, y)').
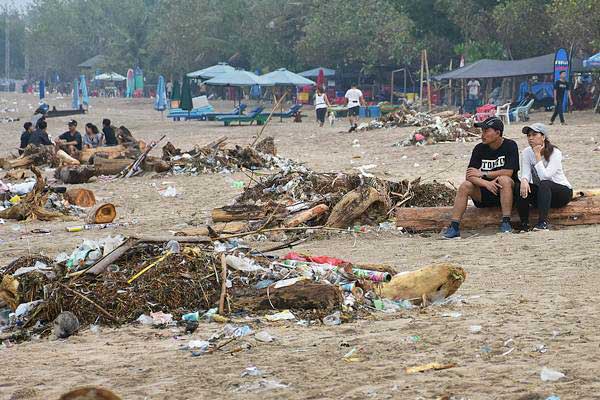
top-left (495, 102), bottom-right (511, 124)
top-left (509, 98), bottom-right (534, 122)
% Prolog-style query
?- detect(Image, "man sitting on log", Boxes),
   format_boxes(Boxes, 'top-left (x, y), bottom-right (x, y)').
top-left (443, 116), bottom-right (519, 239)
top-left (56, 119), bottom-right (83, 157)
top-left (19, 122), bottom-right (34, 155)
top-left (28, 120), bottom-right (53, 147)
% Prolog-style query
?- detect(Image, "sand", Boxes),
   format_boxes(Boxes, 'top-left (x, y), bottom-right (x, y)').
top-left (1, 93), bottom-right (599, 400)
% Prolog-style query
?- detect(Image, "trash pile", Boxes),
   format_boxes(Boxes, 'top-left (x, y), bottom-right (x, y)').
top-left (163, 136), bottom-right (290, 175)
top-left (199, 164), bottom-right (456, 236)
top-left (0, 235), bottom-right (467, 343)
top-left (389, 110), bottom-right (480, 146)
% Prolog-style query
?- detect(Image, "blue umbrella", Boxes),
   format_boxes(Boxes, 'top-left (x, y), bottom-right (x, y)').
top-left (154, 75), bottom-right (167, 111)
top-left (584, 52), bottom-right (600, 69)
top-left (80, 75), bottom-right (89, 106)
top-left (298, 67), bottom-right (335, 78)
top-left (203, 70), bottom-right (274, 86)
top-left (72, 79), bottom-right (80, 109)
top-left (39, 80), bottom-right (45, 100)
top-left (187, 62), bottom-right (235, 79)
top-left (261, 68), bottom-right (316, 86)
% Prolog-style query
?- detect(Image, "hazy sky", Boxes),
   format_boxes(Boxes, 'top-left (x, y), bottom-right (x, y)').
top-left (0, 0), bottom-right (33, 11)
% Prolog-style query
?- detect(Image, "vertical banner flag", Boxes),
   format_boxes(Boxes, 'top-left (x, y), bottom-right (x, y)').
top-left (553, 48), bottom-right (570, 113)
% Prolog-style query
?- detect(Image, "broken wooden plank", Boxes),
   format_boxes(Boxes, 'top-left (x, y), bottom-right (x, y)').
top-left (326, 186), bottom-right (381, 228)
top-left (395, 196), bottom-right (600, 231)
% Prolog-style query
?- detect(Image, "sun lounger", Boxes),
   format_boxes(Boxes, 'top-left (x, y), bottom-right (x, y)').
top-left (167, 105), bottom-right (214, 121)
top-left (217, 106), bottom-right (266, 126)
top-left (204, 104), bottom-right (247, 121)
top-left (260, 104), bottom-right (303, 118)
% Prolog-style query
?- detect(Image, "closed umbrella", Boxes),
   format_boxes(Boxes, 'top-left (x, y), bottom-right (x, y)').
top-left (171, 80), bottom-right (181, 101)
top-left (126, 68), bottom-right (134, 98)
top-left (154, 75), bottom-right (167, 112)
top-left (316, 68), bottom-right (324, 89)
top-left (72, 79), bottom-right (80, 109)
top-left (80, 75), bottom-right (89, 106)
top-left (180, 76), bottom-right (193, 112)
top-left (39, 80), bottom-right (45, 100)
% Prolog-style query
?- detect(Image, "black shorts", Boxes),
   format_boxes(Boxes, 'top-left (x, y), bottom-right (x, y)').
top-left (473, 187), bottom-right (501, 208)
top-left (316, 107), bottom-right (327, 123)
top-left (348, 106), bottom-right (360, 116)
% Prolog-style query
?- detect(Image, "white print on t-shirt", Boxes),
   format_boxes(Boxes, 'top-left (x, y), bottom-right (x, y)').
top-left (481, 156), bottom-right (505, 171)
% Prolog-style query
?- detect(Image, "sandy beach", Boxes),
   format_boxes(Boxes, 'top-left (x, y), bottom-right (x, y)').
top-left (1, 93), bottom-right (599, 400)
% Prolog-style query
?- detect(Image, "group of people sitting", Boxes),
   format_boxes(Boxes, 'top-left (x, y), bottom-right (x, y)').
top-left (19, 117), bottom-right (121, 158)
top-left (444, 116), bottom-right (572, 237)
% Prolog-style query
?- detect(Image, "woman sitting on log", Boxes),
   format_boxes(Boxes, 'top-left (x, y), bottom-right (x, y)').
top-left (83, 123), bottom-right (103, 149)
top-left (516, 123), bottom-right (572, 231)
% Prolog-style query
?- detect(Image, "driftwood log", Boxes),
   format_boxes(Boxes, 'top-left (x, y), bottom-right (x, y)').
top-left (326, 186), bottom-right (382, 228)
top-left (92, 157), bottom-right (133, 175)
top-left (65, 188), bottom-right (96, 207)
top-left (176, 221), bottom-right (249, 237)
top-left (235, 280), bottom-right (343, 311)
top-left (86, 203), bottom-right (117, 224)
top-left (80, 145), bottom-right (128, 163)
top-left (395, 195), bottom-right (600, 231)
top-left (283, 204), bottom-right (329, 227)
top-left (212, 205), bottom-right (270, 223)
top-left (55, 166), bottom-right (95, 184)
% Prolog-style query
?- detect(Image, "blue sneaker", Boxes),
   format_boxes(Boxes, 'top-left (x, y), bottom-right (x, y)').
top-left (499, 221), bottom-right (513, 233)
top-left (443, 225), bottom-right (461, 239)
top-left (533, 221), bottom-right (549, 231)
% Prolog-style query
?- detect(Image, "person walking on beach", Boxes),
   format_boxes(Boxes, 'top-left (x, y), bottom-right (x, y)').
top-left (442, 116), bottom-right (519, 239)
top-left (315, 86), bottom-right (331, 127)
top-left (515, 123), bottom-right (572, 231)
top-left (344, 83), bottom-right (365, 132)
top-left (550, 71), bottom-right (573, 125)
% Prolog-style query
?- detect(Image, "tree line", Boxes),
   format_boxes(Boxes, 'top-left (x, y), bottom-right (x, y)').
top-left (1, 0), bottom-right (598, 82)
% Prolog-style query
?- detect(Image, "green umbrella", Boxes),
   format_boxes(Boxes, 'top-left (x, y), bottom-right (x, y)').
top-left (180, 76), bottom-right (193, 111)
top-left (171, 80), bottom-right (181, 101)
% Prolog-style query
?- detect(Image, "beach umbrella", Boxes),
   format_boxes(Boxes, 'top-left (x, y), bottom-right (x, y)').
top-left (180, 76), bottom-right (193, 111)
top-left (203, 69), bottom-right (274, 87)
top-left (298, 67), bottom-right (335, 78)
top-left (584, 52), bottom-right (600, 69)
top-left (80, 75), bottom-right (89, 106)
top-left (187, 62), bottom-right (235, 79)
top-left (154, 75), bottom-right (167, 111)
top-left (39, 80), bottom-right (45, 100)
top-left (171, 80), bottom-right (181, 101)
top-left (126, 68), bottom-right (134, 98)
top-left (316, 68), bottom-right (324, 88)
top-left (261, 68), bottom-right (315, 87)
top-left (72, 79), bottom-right (80, 109)
top-left (94, 72), bottom-right (127, 82)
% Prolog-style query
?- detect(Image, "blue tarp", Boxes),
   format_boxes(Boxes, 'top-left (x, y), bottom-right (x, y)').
top-left (518, 82), bottom-right (553, 102)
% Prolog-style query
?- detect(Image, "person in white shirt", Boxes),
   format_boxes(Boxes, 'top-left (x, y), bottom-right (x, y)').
top-left (467, 79), bottom-right (480, 100)
top-left (344, 83), bottom-right (365, 132)
top-left (314, 86), bottom-right (331, 127)
top-left (516, 123), bottom-right (572, 231)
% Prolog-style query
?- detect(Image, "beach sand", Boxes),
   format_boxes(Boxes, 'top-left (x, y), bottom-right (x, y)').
top-left (1, 93), bottom-right (599, 399)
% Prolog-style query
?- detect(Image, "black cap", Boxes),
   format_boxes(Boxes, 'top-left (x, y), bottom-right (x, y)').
top-left (68, 119), bottom-right (77, 126)
top-left (474, 116), bottom-right (504, 134)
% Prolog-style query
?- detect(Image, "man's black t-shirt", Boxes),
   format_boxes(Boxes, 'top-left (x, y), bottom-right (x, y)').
top-left (468, 138), bottom-right (519, 181)
top-left (29, 129), bottom-right (52, 146)
top-left (59, 130), bottom-right (83, 150)
top-left (554, 80), bottom-right (570, 103)
top-left (20, 131), bottom-right (31, 154)
top-left (103, 126), bottom-right (118, 146)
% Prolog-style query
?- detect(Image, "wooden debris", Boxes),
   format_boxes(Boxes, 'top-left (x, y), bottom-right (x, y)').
top-left (405, 362), bottom-right (457, 374)
top-left (283, 204), bottom-right (329, 227)
top-left (176, 221), bottom-right (249, 237)
top-left (65, 189), bottom-right (96, 208)
top-left (55, 165), bottom-right (96, 184)
top-left (56, 150), bottom-right (80, 165)
top-left (79, 145), bottom-right (128, 163)
top-left (235, 280), bottom-right (343, 311)
top-left (395, 196), bottom-right (600, 231)
top-left (86, 203), bottom-right (116, 224)
top-left (93, 157), bottom-right (134, 175)
top-left (212, 204), bottom-right (270, 223)
top-left (59, 387), bottom-right (121, 400)
top-left (0, 166), bottom-right (68, 221)
top-left (378, 264), bottom-right (466, 304)
top-left (0, 274), bottom-right (19, 310)
top-left (326, 186), bottom-right (382, 228)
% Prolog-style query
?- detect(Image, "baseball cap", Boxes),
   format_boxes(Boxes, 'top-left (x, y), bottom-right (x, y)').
top-left (474, 116), bottom-right (504, 134)
top-left (522, 123), bottom-right (549, 138)
top-left (67, 119), bottom-right (77, 126)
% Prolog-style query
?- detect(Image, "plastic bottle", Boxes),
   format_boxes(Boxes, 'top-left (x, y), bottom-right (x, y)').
top-left (323, 311), bottom-right (341, 326)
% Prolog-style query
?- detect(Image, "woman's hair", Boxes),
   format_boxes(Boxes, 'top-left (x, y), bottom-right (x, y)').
top-left (85, 123), bottom-right (99, 134)
top-left (542, 137), bottom-right (555, 161)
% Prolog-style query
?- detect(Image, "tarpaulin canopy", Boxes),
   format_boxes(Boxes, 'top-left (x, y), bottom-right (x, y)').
top-left (203, 70), bottom-right (274, 86)
top-left (261, 68), bottom-right (315, 86)
top-left (298, 67), bottom-right (335, 78)
top-left (187, 62), bottom-right (235, 79)
top-left (434, 53), bottom-right (586, 80)
top-left (584, 52), bottom-right (600, 69)
top-left (94, 72), bottom-right (126, 82)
